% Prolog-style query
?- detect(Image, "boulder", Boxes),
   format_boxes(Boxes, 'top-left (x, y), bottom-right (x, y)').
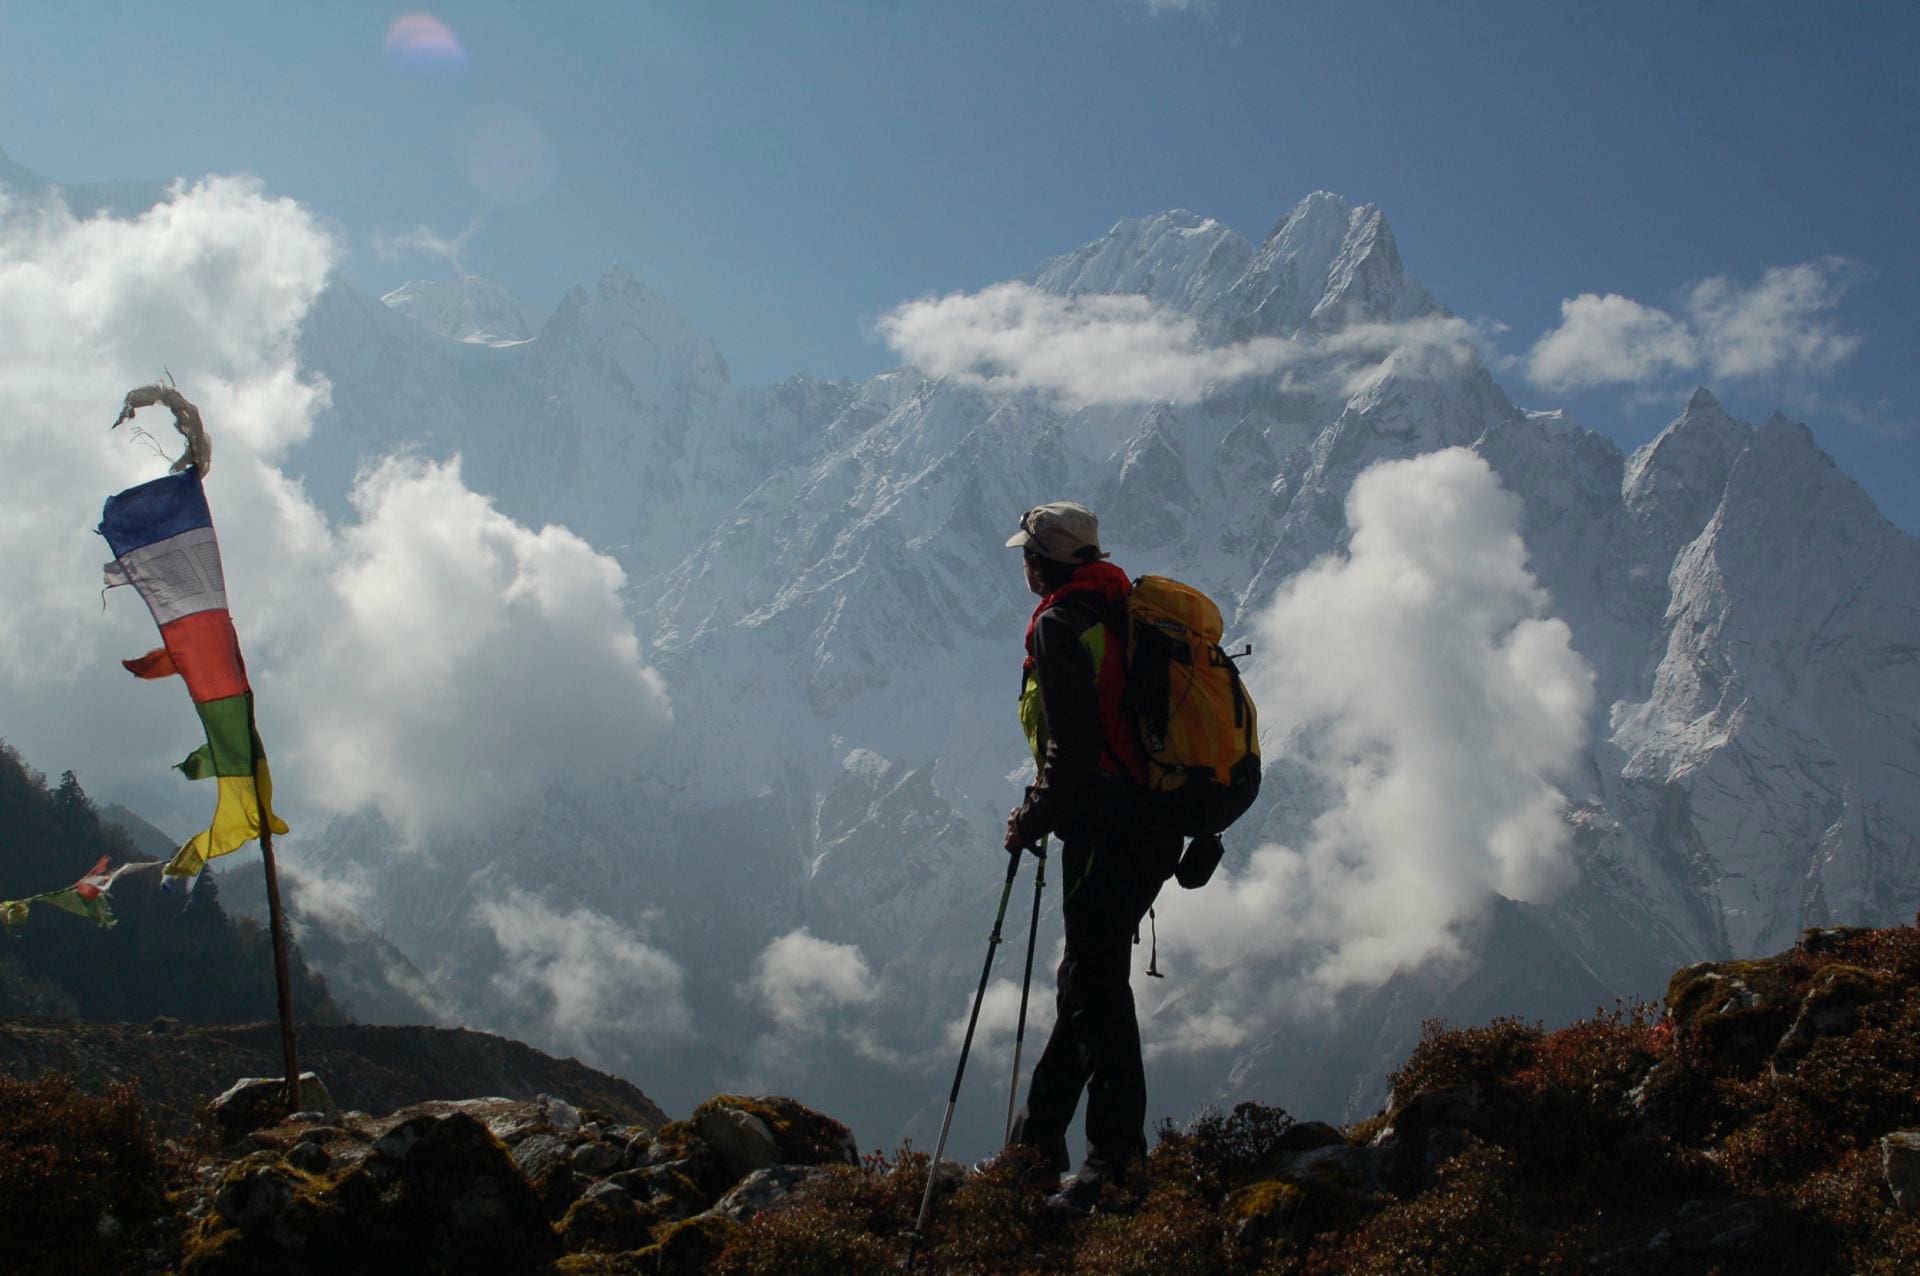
top-left (1772, 964), bottom-right (1896, 1074)
top-left (284, 1141), bottom-right (331, 1175)
top-left (639, 1160), bottom-right (712, 1221)
top-left (1884, 1131), bottom-right (1920, 1215)
top-left (690, 1095), bottom-right (859, 1168)
top-left (207, 1073), bottom-right (336, 1141)
top-left (707, 1165), bottom-right (825, 1223)
top-left (210, 1152), bottom-right (300, 1235)
top-left (185, 1112), bottom-right (557, 1273)
top-left (510, 1132), bottom-right (580, 1218)
top-left (695, 1104), bottom-right (781, 1180)
top-left (571, 1139), bottom-right (624, 1176)
top-left (535, 1093), bottom-right (582, 1136)
top-left (558, 1179), bottom-right (651, 1253)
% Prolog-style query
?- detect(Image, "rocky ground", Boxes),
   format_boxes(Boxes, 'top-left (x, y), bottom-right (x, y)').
top-left (4, 923), bottom-right (1919, 1273)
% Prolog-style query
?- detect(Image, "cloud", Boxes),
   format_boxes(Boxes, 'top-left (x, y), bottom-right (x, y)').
top-left (944, 972), bottom-right (1058, 1053)
top-left (1153, 449), bottom-right (1594, 1043)
top-left (0, 172), bottom-right (671, 845)
top-left (751, 928), bottom-right (877, 1033)
top-left (373, 217), bottom-right (486, 275)
top-left (1687, 258), bottom-right (1862, 381)
top-left (876, 281), bottom-right (1478, 407)
top-left (1524, 259), bottom-right (1862, 392)
top-left (476, 887), bottom-right (692, 1061)
top-left (1523, 293), bottom-right (1698, 392)
top-left (275, 453), bottom-right (672, 837)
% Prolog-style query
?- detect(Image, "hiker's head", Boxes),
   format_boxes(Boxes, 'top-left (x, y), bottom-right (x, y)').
top-left (1008, 502), bottom-right (1104, 595)
top-left (1007, 502), bottom-right (1105, 564)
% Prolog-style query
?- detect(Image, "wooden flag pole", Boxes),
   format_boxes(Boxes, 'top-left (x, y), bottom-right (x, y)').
top-left (256, 816), bottom-right (302, 1112)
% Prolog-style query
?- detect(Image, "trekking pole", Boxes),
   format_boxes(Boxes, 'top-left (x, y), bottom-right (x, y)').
top-left (1004, 836), bottom-right (1047, 1145)
top-left (906, 844), bottom-right (1023, 1268)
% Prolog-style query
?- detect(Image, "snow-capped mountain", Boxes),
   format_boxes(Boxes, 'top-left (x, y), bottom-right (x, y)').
top-left (80, 178), bottom-right (1918, 1140)
top-left (381, 275), bottom-right (533, 347)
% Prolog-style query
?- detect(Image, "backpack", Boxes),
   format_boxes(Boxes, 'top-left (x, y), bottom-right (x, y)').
top-left (1123, 575), bottom-right (1262, 849)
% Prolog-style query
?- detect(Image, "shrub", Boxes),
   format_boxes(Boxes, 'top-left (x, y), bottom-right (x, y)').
top-left (1386, 1016), bottom-right (1541, 1110)
top-left (1304, 1145), bottom-right (1577, 1276)
top-left (0, 1073), bottom-right (174, 1275)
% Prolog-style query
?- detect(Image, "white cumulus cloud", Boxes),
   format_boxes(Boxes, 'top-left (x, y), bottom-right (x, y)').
top-left (1524, 293), bottom-right (1699, 392)
top-left (477, 888), bottom-right (693, 1062)
top-left (1687, 258), bottom-right (1862, 381)
top-left (0, 170), bottom-right (672, 846)
top-left (1153, 448), bottom-right (1594, 1045)
top-left (275, 454), bottom-right (671, 837)
top-left (751, 928), bottom-right (877, 1033)
top-left (944, 971), bottom-right (1059, 1054)
top-left (1525, 258), bottom-right (1862, 392)
top-left (876, 281), bottom-right (1478, 407)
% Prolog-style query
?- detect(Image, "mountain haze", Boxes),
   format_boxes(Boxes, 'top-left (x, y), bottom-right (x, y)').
top-left (6, 148), bottom-right (1914, 1158)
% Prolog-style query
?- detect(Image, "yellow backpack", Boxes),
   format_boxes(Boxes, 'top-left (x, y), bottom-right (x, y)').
top-left (1125, 576), bottom-right (1262, 841)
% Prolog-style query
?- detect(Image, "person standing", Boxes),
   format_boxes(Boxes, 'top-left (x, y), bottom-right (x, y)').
top-left (1001, 501), bottom-right (1180, 1215)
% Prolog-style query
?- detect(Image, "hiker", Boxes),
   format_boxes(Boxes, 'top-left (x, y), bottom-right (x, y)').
top-left (1001, 501), bottom-right (1180, 1215)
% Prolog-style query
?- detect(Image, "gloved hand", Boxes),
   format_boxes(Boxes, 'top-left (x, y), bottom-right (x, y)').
top-left (1004, 788), bottom-right (1053, 853)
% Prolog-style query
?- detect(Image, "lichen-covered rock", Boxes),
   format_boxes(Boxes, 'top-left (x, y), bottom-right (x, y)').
top-left (695, 1104), bottom-right (781, 1179)
top-left (706, 1164), bottom-right (825, 1223)
top-left (512, 1131), bottom-right (582, 1217)
top-left (209, 1151), bottom-right (303, 1235)
top-left (571, 1138), bottom-right (624, 1176)
top-left (558, 1181), bottom-right (651, 1253)
top-left (1226, 1178), bottom-right (1304, 1264)
top-left (1885, 1131), bottom-right (1920, 1215)
top-left (636, 1213), bottom-right (740, 1276)
top-left (284, 1140), bottom-right (331, 1174)
top-left (638, 1160), bottom-right (712, 1221)
top-left (183, 1110), bottom-right (558, 1274)
top-left (690, 1094), bottom-right (859, 1168)
top-left (1772, 963), bottom-right (1896, 1073)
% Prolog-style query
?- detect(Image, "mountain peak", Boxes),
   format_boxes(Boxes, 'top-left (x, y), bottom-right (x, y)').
top-left (541, 263), bottom-right (731, 389)
top-left (1264, 189), bottom-right (1351, 244)
top-left (1622, 389), bottom-right (1754, 556)
top-left (381, 275), bottom-right (532, 346)
top-left (1023, 211), bottom-right (1252, 310)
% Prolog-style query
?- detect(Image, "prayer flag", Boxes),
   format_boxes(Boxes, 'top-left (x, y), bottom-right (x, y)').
top-left (99, 469), bottom-right (288, 878)
top-left (0, 857), bottom-right (164, 931)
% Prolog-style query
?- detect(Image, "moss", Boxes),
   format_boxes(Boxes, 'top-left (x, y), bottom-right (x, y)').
top-left (645, 1213), bottom-right (742, 1274)
top-left (1223, 1179), bottom-right (1305, 1268)
top-left (692, 1094), bottom-right (855, 1166)
top-left (1345, 1112), bottom-right (1389, 1147)
top-left (553, 1253), bottom-right (641, 1274)
top-left (560, 1192), bottom-right (654, 1254)
top-left (1229, 1179), bottom-right (1301, 1225)
top-left (186, 1111), bottom-right (560, 1274)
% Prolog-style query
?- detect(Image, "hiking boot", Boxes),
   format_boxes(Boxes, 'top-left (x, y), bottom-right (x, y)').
top-left (1043, 1165), bottom-right (1111, 1219)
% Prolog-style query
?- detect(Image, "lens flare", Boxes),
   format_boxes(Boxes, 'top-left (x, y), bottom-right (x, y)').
top-left (384, 13), bottom-right (467, 66)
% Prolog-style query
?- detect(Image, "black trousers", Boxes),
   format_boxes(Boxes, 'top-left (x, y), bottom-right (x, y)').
top-left (1011, 829), bottom-right (1177, 1175)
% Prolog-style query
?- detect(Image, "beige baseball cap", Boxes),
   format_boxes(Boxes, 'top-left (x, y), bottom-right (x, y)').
top-left (1006, 501), bottom-right (1107, 564)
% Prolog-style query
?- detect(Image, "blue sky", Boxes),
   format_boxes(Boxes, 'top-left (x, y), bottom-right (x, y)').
top-left (5, 0), bottom-right (1917, 529)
